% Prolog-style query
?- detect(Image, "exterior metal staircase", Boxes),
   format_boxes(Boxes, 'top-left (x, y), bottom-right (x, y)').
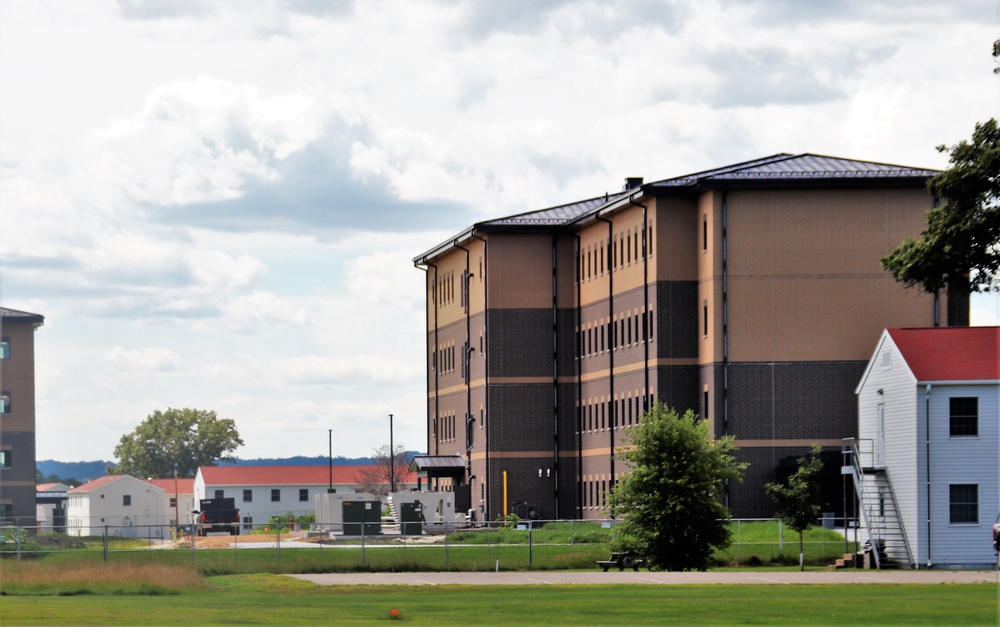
top-left (386, 494), bottom-right (399, 530)
top-left (842, 438), bottom-right (913, 569)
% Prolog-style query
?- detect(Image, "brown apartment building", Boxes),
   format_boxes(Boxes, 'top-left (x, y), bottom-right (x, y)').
top-left (413, 154), bottom-right (963, 520)
top-left (0, 307), bottom-right (45, 526)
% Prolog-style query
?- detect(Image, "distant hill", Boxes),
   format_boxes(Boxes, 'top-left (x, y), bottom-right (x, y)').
top-left (37, 452), bottom-right (424, 484)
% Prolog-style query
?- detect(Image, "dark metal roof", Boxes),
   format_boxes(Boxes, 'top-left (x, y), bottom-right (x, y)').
top-left (0, 307), bottom-right (44, 324)
top-left (409, 455), bottom-right (466, 472)
top-left (413, 153), bottom-right (937, 264)
top-left (478, 193), bottom-right (627, 230)
top-left (647, 153), bottom-right (938, 190)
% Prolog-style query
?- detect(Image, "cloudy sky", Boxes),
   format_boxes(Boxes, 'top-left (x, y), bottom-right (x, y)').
top-left (2, 0), bottom-right (998, 464)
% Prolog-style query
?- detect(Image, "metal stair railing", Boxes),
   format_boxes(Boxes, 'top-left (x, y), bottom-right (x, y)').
top-left (841, 438), bottom-right (913, 569)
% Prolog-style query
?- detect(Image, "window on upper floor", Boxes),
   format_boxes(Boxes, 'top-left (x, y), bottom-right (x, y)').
top-left (0, 450), bottom-right (11, 469)
top-left (271, 489), bottom-right (280, 502)
top-left (170, 497), bottom-right (177, 508)
top-left (243, 489), bottom-right (253, 503)
top-left (123, 495), bottom-right (131, 506)
top-left (949, 484), bottom-right (978, 524)
top-left (0, 393), bottom-right (9, 414)
top-left (949, 397), bottom-right (978, 437)
top-left (299, 488), bottom-right (308, 502)
top-left (0, 338), bottom-right (9, 360)
top-left (0, 504), bottom-right (12, 521)
top-left (214, 490), bottom-right (224, 499)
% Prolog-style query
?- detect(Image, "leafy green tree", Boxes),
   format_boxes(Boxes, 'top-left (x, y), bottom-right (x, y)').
top-left (766, 444), bottom-right (824, 571)
top-left (608, 404), bottom-right (746, 571)
top-left (109, 408), bottom-right (244, 478)
top-left (881, 118), bottom-right (1000, 296)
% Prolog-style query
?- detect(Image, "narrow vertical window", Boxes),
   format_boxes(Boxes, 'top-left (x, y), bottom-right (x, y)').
top-left (702, 214), bottom-right (708, 252)
top-left (0, 338), bottom-right (9, 360)
top-left (703, 301), bottom-right (709, 336)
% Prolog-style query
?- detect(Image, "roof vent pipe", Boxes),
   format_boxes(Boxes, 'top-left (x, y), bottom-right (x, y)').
top-left (623, 177), bottom-right (643, 191)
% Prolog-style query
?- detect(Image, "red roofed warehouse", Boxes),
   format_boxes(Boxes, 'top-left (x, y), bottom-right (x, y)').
top-left (194, 465), bottom-right (417, 532)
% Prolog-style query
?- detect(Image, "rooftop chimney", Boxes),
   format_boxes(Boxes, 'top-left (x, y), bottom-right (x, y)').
top-left (623, 177), bottom-right (643, 191)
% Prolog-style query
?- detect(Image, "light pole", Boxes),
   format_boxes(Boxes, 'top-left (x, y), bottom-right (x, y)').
top-left (173, 466), bottom-right (179, 530)
top-left (389, 413), bottom-right (396, 493)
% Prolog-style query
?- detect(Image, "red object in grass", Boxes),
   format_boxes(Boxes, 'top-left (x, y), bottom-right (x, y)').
top-left (391, 608), bottom-right (399, 618)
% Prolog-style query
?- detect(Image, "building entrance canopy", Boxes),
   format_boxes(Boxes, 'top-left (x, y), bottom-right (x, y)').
top-left (409, 455), bottom-right (466, 483)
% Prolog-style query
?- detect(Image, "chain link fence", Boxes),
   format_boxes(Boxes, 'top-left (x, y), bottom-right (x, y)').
top-left (1, 516), bottom-right (856, 569)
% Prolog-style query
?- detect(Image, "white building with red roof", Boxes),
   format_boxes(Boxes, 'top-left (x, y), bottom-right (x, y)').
top-left (853, 327), bottom-right (999, 569)
top-left (66, 475), bottom-right (167, 538)
top-left (143, 477), bottom-right (195, 529)
top-left (194, 465), bottom-right (417, 531)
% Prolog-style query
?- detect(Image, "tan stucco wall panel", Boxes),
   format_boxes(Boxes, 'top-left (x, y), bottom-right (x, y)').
top-left (488, 235), bottom-right (556, 309)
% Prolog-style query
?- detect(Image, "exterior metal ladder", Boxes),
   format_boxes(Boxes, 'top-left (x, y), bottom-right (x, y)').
top-left (842, 438), bottom-right (914, 569)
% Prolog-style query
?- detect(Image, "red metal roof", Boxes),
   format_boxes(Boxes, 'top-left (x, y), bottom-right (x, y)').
top-left (888, 327), bottom-right (1000, 382)
top-left (198, 465), bottom-right (417, 486)
top-left (144, 478), bottom-right (195, 493)
top-left (68, 475), bottom-right (129, 493)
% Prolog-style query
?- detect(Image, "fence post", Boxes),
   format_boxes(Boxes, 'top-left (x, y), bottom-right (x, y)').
top-left (528, 520), bottom-right (533, 567)
top-left (104, 525), bottom-right (109, 563)
top-left (360, 520), bottom-right (365, 566)
top-left (778, 519), bottom-right (784, 558)
top-left (444, 521), bottom-right (449, 567)
top-left (16, 525), bottom-right (22, 561)
top-left (276, 524), bottom-right (281, 565)
top-left (736, 519), bottom-right (741, 560)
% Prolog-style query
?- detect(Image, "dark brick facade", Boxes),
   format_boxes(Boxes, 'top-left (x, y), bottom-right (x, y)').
top-left (726, 361), bottom-right (867, 441)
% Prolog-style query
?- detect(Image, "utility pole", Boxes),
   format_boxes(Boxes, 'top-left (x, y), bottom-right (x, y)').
top-left (389, 413), bottom-right (396, 493)
top-left (327, 429), bottom-right (334, 493)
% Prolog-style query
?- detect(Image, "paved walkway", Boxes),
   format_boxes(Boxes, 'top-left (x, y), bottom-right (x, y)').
top-left (291, 569), bottom-right (999, 586)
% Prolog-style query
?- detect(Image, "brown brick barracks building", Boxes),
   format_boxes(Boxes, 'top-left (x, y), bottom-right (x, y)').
top-left (0, 307), bottom-right (45, 526)
top-left (413, 154), bottom-right (966, 520)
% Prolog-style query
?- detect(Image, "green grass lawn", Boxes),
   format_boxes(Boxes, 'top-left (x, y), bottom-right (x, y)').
top-left (2, 575), bottom-right (996, 625)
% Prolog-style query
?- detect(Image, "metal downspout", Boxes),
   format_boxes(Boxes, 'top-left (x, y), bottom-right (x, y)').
top-left (925, 385), bottom-right (932, 567)
top-left (550, 235), bottom-right (560, 518)
top-left (628, 195), bottom-right (650, 413)
top-left (721, 192), bottom-right (730, 508)
top-left (722, 193), bottom-right (729, 437)
top-left (595, 214), bottom-right (615, 493)
top-left (574, 234), bottom-right (583, 519)
top-left (419, 261), bottom-right (440, 462)
top-left (454, 240), bottom-right (473, 486)
top-left (471, 232), bottom-right (489, 522)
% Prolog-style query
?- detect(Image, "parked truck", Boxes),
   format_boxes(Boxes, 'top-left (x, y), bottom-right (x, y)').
top-left (194, 497), bottom-right (241, 536)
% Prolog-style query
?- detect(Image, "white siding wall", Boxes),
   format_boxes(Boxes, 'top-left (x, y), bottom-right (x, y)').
top-left (857, 335), bottom-right (921, 559)
top-left (926, 382), bottom-right (999, 567)
top-left (206, 483), bottom-right (359, 528)
top-left (66, 478), bottom-right (166, 537)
